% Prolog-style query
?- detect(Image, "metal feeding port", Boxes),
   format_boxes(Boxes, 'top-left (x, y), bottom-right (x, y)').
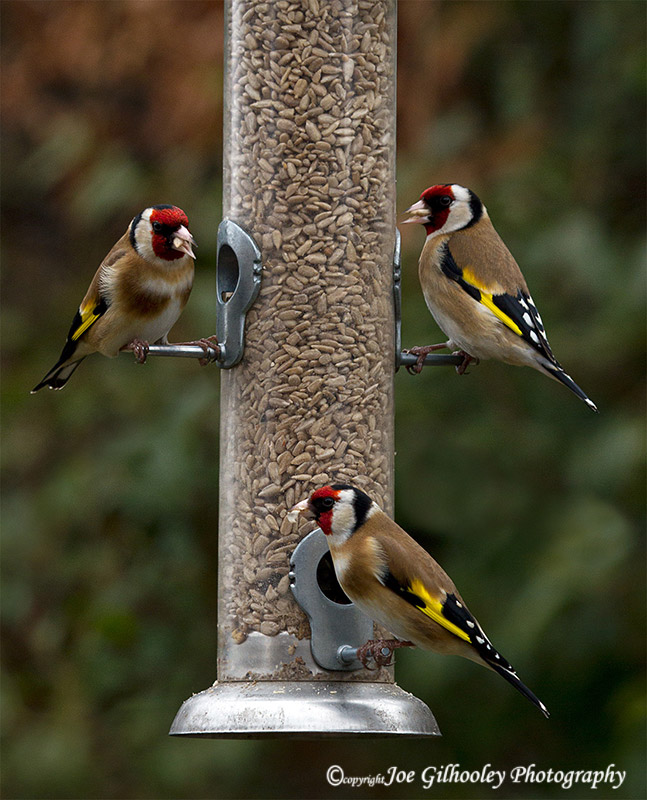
top-left (289, 529), bottom-right (373, 671)
top-left (215, 219), bottom-right (262, 368)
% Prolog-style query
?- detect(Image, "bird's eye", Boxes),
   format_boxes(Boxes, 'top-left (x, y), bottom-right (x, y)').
top-left (152, 221), bottom-right (163, 233)
top-left (439, 195), bottom-right (452, 207)
top-left (321, 497), bottom-right (335, 510)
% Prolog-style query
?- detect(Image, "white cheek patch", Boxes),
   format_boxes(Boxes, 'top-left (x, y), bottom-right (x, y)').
top-left (329, 495), bottom-right (357, 544)
top-left (444, 203), bottom-right (474, 233)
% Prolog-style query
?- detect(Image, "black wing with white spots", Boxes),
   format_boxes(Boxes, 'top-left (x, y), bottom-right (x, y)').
top-left (491, 290), bottom-right (557, 364)
top-left (441, 592), bottom-right (512, 664)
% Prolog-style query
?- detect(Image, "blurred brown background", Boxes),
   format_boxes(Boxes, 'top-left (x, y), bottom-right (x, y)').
top-left (1, 1), bottom-right (645, 798)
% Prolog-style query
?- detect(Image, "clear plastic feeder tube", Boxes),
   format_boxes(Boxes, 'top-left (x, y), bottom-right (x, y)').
top-left (218, 0), bottom-right (397, 682)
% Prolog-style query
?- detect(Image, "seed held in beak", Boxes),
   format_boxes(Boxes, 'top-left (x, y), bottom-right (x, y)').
top-left (401, 199), bottom-right (430, 225)
top-left (287, 498), bottom-right (310, 523)
top-left (172, 225), bottom-right (197, 259)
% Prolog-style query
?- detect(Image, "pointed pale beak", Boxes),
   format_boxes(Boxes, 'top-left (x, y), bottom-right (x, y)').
top-left (287, 498), bottom-right (312, 523)
top-left (401, 199), bottom-right (430, 225)
top-left (172, 225), bottom-right (197, 259)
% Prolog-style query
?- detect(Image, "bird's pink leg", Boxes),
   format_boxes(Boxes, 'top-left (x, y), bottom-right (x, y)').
top-left (123, 339), bottom-right (150, 364)
top-left (356, 638), bottom-right (415, 669)
top-left (454, 350), bottom-right (479, 375)
top-left (404, 343), bottom-right (450, 374)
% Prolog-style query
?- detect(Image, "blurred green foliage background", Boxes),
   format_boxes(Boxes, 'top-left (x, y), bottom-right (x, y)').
top-left (1, 1), bottom-right (645, 798)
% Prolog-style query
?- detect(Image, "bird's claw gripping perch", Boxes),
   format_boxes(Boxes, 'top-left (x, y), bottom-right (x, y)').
top-left (356, 639), bottom-right (415, 669)
top-left (455, 350), bottom-right (479, 375)
top-left (176, 335), bottom-right (221, 365)
top-left (125, 339), bottom-right (150, 364)
top-left (404, 343), bottom-right (449, 374)
top-left (403, 344), bottom-right (479, 376)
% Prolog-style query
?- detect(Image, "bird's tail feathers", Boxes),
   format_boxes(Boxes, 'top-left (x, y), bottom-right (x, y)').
top-left (31, 358), bottom-right (85, 393)
top-left (542, 362), bottom-right (598, 412)
top-left (463, 612), bottom-right (550, 718)
top-left (487, 656), bottom-right (550, 718)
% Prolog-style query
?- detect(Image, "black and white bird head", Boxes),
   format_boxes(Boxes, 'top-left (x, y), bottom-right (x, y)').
top-left (288, 484), bottom-right (379, 545)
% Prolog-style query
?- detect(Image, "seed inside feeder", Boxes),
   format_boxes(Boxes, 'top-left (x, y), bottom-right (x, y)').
top-left (218, 0), bottom-right (396, 681)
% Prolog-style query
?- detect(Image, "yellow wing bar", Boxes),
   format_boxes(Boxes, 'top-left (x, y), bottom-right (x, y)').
top-left (479, 292), bottom-right (523, 336)
top-left (71, 305), bottom-right (102, 341)
top-left (462, 266), bottom-right (523, 337)
top-left (409, 578), bottom-right (471, 643)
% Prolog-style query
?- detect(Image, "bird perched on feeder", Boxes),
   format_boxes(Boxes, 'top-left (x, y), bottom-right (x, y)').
top-left (401, 183), bottom-right (597, 412)
top-left (289, 483), bottom-right (550, 718)
top-left (32, 205), bottom-right (218, 392)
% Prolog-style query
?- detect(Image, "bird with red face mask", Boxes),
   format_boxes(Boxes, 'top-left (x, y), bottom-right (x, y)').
top-left (32, 205), bottom-right (216, 392)
top-left (402, 183), bottom-right (597, 411)
top-left (289, 483), bottom-right (550, 718)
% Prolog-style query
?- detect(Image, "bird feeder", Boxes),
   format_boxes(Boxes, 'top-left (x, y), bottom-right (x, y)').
top-left (169, 0), bottom-right (439, 737)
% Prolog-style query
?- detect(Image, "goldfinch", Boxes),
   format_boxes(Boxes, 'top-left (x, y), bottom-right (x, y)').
top-left (32, 205), bottom-right (205, 392)
top-left (289, 484), bottom-right (549, 718)
top-left (402, 183), bottom-right (597, 412)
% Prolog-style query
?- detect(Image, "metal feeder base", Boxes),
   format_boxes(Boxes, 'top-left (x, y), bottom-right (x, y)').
top-left (169, 681), bottom-right (440, 738)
